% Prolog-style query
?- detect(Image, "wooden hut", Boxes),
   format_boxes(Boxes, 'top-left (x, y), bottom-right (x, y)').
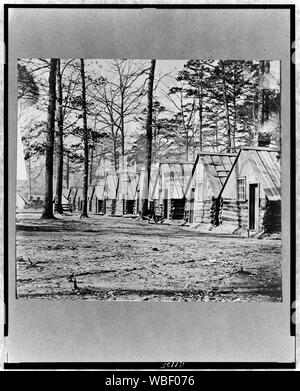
top-left (91, 182), bottom-right (106, 214)
top-left (16, 192), bottom-right (28, 210)
top-left (136, 164), bottom-right (159, 215)
top-left (103, 171), bottom-right (119, 216)
top-left (115, 170), bottom-right (141, 216)
top-left (184, 152), bottom-right (237, 224)
top-left (150, 161), bottom-right (193, 220)
top-left (216, 147), bottom-right (281, 233)
top-left (54, 188), bottom-right (72, 212)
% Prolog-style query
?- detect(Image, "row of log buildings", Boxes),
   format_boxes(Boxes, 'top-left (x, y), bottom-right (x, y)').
top-left (63, 146), bottom-right (281, 233)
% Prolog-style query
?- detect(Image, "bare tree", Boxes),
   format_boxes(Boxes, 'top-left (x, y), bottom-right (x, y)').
top-left (41, 59), bottom-right (57, 219)
top-left (80, 59), bottom-right (89, 218)
top-left (88, 60), bottom-right (148, 170)
top-left (55, 59), bottom-right (64, 213)
top-left (141, 60), bottom-right (156, 217)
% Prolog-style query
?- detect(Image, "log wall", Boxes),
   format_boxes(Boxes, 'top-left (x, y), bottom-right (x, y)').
top-left (263, 199), bottom-right (281, 232)
top-left (106, 199), bottom-right (116, 216)
top-left (193, 200), bottom-right (212, 224)
top-left (219, 198), bottom-right (248, 228)
top-left (115, 199), bottom-right (124, 216)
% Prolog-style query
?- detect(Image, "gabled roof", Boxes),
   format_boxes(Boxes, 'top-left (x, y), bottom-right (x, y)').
top-left (17, 192), bottom-right (29, 204)
top-left (93, 183), bottom-right (105, 199)
top-left (121, 171), bottom-right (140, 199)
top-left (218, 147), bottom-right (281, 201)
top-left (62, 188), bottom-right (71, 199)
top-left (88, 186), bottom-right (95, 200)
top-left (69, 187), bottom-right (78, 201)
top-left (103, 171), bottom-right (119, 199)
top-left (185, 152), bottom-right (237, 196)
top-left (138, 164), bottom-right (159, 197)
top-left (76, 188), bottom-right (83, 198)
top-left (151, 161), bottom-right (194, 199)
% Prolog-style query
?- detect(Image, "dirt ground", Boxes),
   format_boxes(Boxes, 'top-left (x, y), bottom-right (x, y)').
top-left (16, 212), bottom-right (282, 301)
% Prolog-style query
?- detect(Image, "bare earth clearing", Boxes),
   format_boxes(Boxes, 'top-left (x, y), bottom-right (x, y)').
top-left (16, 213), bottom-right (282, 301)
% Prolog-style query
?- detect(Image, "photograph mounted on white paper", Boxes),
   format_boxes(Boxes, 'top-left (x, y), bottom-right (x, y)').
top-left (16, 58), bottom-right (282, 302)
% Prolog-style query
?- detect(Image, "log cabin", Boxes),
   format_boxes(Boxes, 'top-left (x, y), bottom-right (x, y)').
top-left (115, 170), bottom-right (141, 216)
top-left (150, 161), bottom-right (193, 220)
top-left (90, 182), bottom-right (106, 214)
top-left (54, 188), bottom-right (72, 212)
top-left (136, 164), bottom-right (159, 215)
top-left (184, 152), bottom-right (237, 225)
top-left (102, 171), bottom-right (119, 216)
top-left (216, 147), bottom-right (281, 233)
top-left (16, 192), bottom-right (29, 210)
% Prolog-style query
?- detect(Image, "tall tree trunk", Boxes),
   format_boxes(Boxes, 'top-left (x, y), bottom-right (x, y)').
top-left (41, 59), bottom-right (57, 219)
top-left (141, 59), bottom-right (156, 217)
top-left (80, 59), bottom-right (89, 218)
top-left (220, 61), bottom-right (232, 152)
top-left (198, 85), bottom-right (203, 152)
top-left (185, 132), bottom-right (189, 161)
top-left (153, 111), bottom-right (157, 163)
top-left (120, 95), bottom-right (125, 169)
top-left (112, 135), bottom-right (118, 172)
top-left (65, 150), bottom-right (70, 189)
top-left (89, 143), bottom-right (94, 186)
top-left (55, 59), bottom-right (64, 214)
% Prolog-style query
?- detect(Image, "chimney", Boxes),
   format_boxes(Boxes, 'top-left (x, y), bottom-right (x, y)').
top-left (258, 132), bottom-right (271, 148)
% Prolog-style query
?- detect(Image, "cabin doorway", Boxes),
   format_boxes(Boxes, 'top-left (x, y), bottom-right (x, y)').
top-left (97, 199), bottom-right (104, 214)
top-left (125, 200), bottom-right (135, 214)
top-left (136, 190), bottom-right (140, 215)
top-left (249, 183), bottom-right (259, 230)
top-left (163, 189), bottom-right (168, 219)
top-left (171, 198), bottom-right (185, 220)
top-left (163, 199), bottom-right (168, 219)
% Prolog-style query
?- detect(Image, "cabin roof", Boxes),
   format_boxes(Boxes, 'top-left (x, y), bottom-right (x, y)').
top-left (88, 186), bottom-right (95, 199)
top-left (62, 188), bottom-right (71, 199)
top-left (151, 161), bottom-right (194, 199)
top-left (17, 192), bottom-right (29, 204)
top-left (69, 187), bottom-right (78, 200)
top-left (185, 152), bottom-right (237, 196)
top-left (219, 148), bottom-right (281, 201)
top-left (93, 184), bottom-right (105, 199)
top-left (104, 171), bottom-right (119, 199)
top-left (116, 170), bottom-right (140, 199)
top-left (76, 188), bottom-right (83, 198)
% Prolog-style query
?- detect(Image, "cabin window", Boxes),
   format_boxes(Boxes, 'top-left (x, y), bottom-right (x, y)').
top-left (237, 177), bottom-right (246, 201)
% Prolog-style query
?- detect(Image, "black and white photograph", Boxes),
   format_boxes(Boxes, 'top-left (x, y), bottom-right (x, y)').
top-left (16, 58), bottom-right (282, 302)
top-left (4, 4), bottom-right (295, 368)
